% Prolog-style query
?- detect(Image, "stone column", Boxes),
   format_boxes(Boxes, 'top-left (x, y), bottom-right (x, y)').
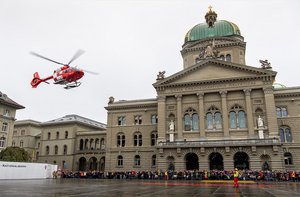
top-left (157, 95), bottom-right (166, 142)
top-left (263, 87), bottom-right (278, 138)
top-left (244, 89), bottom-right (255, 137)
top-left (220, 91), bottom-right (229, 137)
top-left (197, 92), bottom-right (205, 138)
top-left (176, 95), bottom-right (183, 141)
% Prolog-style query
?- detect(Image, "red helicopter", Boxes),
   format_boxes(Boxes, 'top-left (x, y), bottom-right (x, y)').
top-left (30, 50), bottom-right (97, 89)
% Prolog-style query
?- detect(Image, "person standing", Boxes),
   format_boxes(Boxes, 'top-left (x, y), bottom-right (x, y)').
top-left (233, 168), bottom-right (239, 188)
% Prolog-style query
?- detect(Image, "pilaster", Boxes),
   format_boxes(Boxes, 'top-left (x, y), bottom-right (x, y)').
top-left (263, 87), bottom-right (278, 138)
top-left (220, 91), bottom-right (229, 137)
top-left (157, 95), bottom-right (166, 142)
top-left (176, 94), bottom-right (183, 141)
top-left (244, 89), bottom-right (254, 137)
top-left (197, 92), bottom-right (205, 138)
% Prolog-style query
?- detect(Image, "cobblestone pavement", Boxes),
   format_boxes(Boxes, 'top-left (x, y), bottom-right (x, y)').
top-left (0, 179), bottom-right (299, 197)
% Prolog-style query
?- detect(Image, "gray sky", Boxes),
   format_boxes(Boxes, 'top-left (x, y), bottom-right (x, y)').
top-left (1, 0), bottom-right (300, 124)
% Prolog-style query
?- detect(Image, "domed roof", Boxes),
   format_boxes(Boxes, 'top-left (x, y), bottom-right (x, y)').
top-left (184, 20), bottom-right (241, 43)
top-left (273, 82), bottom-right (286, 89)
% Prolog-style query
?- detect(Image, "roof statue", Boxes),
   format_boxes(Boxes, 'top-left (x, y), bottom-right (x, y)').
top-left (108, 96), bottom-right (115, 104)
top-left (205, 6), bottom-right (218, 27)
top-left (259, 59), bottom-right (272, 69)
top-left (156, 71), bottom-right (166, 80)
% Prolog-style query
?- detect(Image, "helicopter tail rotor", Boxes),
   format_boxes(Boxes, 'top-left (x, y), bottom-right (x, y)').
top-left (31, 72), bottom-right (43, 88)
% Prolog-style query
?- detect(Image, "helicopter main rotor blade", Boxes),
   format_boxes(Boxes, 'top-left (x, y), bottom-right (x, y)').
top-left (30, 51), bottom-right (65, 65)
top-left (67, 49), bottom-right (85, 65)
top-left (82, 69), bottom-right (99, 75)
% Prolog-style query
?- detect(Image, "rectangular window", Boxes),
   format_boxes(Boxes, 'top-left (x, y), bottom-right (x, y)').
top-left (118, 116), bottom-right (125, 126)
top-left (2, 122), bottom-right (8, 132)
top-left (0, 138), bottom-right (5, 147)
top-left (151, 115), bottom-right (158, 124)
top-left (134, 115), bottom-right (142, 125)
top-left (3, 109), bottom-right (10, 117)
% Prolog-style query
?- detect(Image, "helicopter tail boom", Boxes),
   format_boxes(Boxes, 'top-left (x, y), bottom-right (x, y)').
top-left (31, 72), bottom-right (52, 88)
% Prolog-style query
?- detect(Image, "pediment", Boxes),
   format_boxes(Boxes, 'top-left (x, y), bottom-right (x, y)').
top-left (153, 59), bottom-right (276, 87)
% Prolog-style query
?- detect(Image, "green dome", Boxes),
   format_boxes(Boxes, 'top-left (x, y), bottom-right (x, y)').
top-left (273, 82), bottom-right (286, 89)
top-left (185, 20), bottom-right (241, 43)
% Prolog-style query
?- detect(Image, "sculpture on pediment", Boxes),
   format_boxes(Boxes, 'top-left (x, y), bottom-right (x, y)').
top-left (157, 71), bottom-right (166, 80)
top-left (259, 59), bottom-right (272, 69)
top-left (198, 39), bottom-right (219, 60)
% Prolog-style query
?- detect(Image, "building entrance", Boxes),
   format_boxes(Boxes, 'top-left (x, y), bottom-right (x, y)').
top-left (234, 152), bottom-right (249, 169)
top-left (209, 152), bottom-right (223, 170)
top-left (79, 157), bottom-right (86, 171)
top-left (185, 153), bottom-right (199, 170)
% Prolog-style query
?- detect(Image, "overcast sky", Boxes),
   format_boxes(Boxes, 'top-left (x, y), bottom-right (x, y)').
top-left (1, 0), bottom-right (299, 124)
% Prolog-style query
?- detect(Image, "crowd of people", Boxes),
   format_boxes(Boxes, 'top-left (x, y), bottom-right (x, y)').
top-left (54, 169), bottom-right (300, 182)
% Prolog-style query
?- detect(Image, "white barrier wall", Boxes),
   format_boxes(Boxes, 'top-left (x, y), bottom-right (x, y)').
top-left (0, 161), bottom-right (58, 179)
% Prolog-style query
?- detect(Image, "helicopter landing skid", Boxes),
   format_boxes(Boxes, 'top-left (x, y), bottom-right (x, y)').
top-left (64, 82), bottom-right (81, 89)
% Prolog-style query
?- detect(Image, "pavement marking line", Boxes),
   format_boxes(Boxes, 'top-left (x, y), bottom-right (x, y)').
top-left (200, 180), bottom-right (255, 184)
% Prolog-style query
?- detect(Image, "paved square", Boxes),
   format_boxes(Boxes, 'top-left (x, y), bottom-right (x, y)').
top-left (0, 179), bottom-right (299, 196)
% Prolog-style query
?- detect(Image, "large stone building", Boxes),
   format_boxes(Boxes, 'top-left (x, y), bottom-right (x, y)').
top-left (0, 91), bottom-right (24, 152)
top-left (13, 115), bottom-right (106, 170)
top-left (8, 8), bottom-right (300, 172)
top-left (104, 8), bottom-right (300, 172)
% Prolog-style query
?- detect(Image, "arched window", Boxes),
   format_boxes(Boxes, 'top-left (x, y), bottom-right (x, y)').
top-left (284, 152), bottom-right (293, 165)
top-left (63, 145), bottom-right (67, 155)
top-left (229, 105), bottom-right (246, 129)
top-left (56, 131), bottom-right (59, 139)
top-left (95, 138), bottom-right (100, 150)
top-left (79, 139), bottom-right (84, 150)
top-left (226, 54), bottom-right (231, 62)
top-left (206, 106), bottom-right (222, 130)
top-left (100, 138), bottom-right (105, 150)
top-left (90, 139), bottom-right (94, 150)
top-left (54, 145), bottom-right (58, 155)
top-left (276, 107), bottom-right (288, 118)
top-left (84, 139), bottom-right (88, 149)
top-left (279, 126), bottom-right (292, 142)
top-left (134, 155), bottom-right (141, 166)
top-left (117, 133), bottom-right (125, 147)
top-left (184, 107), bottom-right (199, 131)
top-left (151, 131), bottom-right (158, 146)
top-left (134, 132), bottom-right (142, 146)
top-left (0, 137), bottom-right (5, 147)
top-left (152, 155), bottom-right (156, 166)
top-left (46, 146), bottom-right (50, 155)
top-left (219, 55), bottom-right (225, 61)
top-left (47, 132), bottom-right (51, 140)
top-left (117, 155), bottom-right (123, 167)
top-left (65, 131), bottom-right (68, 139)
top-left (20, 140), bottom-right (24, 148)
